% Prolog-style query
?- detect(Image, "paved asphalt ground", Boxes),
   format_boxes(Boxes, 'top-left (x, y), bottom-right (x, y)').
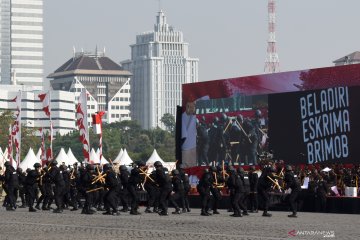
top-left (0, 207), bottom-right (358, 240)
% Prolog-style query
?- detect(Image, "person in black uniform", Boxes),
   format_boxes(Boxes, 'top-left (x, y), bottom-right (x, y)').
top-left (102, 164), bottom-right (121, 216)
top-left (42, 165), bottom-right (54, 210)
top-left (3, 161), bottom-right (19, 211)
top-left (209, 166), bottom-right (222, 214)
top-left (144, 169), bottom-right (159, 213)
top-left (17, 168), bottom-right (27, 208)
top-left (81, 164), bottom-right (96, 215)
top-left (169, 169), bottom-right (184, 214)
top-left (314, 174), bottom-right (328, 212)
top-left (60, 165), bottom-right (71, 209)
top-left (127, 161), bottom-right (145, 215)
top-left (69, 165), bottom-right (81, 211)
top-left (197, 116), bottom-right (209, 166)
top-left (226, 166), bottom-right (242, 217)
top-left (197, 168), bottom-right (212, 216)
top-left (154, 161), bottom-right (172, 216)
top-left (248, 166), bottom-right (259, 213)
top-left (25, 163), bottom-right (41, 212)
top-left (48, 160), bottom-right (65, 213)
top-left (258, 163), bottom-right (275, 217)
top-left (284, 165), bottom-right (301, 217)
top-left (178, 164), bottom-right (191, 213)
top-left (237, 167), bottom-right (249, 216)
top-left (118, 165), bottom-right (130, 212)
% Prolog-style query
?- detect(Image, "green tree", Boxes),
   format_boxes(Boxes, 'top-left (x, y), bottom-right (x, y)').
top-left (160, 113), bottom-right (175, 135)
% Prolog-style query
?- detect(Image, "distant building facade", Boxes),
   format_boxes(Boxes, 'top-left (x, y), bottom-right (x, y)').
top-left (48, 51), bottom-right (132, 124)
top-left (333, 51), bottom-right (360, 66)
top-left (0, 87), bottom-right (75, 135)
top-left (0, 0), bottom-right (44, 88)
top-left (122, 10), bottom-right (199, 129)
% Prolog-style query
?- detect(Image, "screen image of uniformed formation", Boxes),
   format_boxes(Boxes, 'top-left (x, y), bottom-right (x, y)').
top-left (181, 64), bottom-right (360, 168)
top-left (194, 95), bottom-right (269, 167)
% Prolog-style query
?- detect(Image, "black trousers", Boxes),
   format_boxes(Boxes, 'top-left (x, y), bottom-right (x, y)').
top-left (118, 189), bottom-right (129, 209)
top-left (231, 191), bottom-right (241, 215)
top-left (197, 186), bottom-right (210, 213)
top-left (104, 188), bottom-right (118, 212)
top-left (25, 184), bottom-right (37, 209)
top-left (249, 192), bottom-right (258, 210)
top-left (159, 187), bottom-right (172, 213)
top-left (170, 191), bottom-right (185, 210)
top-left (289, 190), bottom-right (299, 214)
top-left (54, 184), bottom-right (65, 210)
top-left (258, 188), bottom-right (270, 212)
top-left (210, 187), bottom-right (222, 211)
top-left (145, 185), bottom-right (159, 209)
top-left (127, 185), bottom-right (139, 211)
top-left (6, 185), bottom-right (18, 208)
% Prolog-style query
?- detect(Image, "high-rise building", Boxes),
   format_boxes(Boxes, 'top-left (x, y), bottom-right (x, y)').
top-left (122, 10), bottom-right (199, 129)
top-left (0, 0), bottom-right (43, 88)
top-left (48, 50), bottom-right (132, 125)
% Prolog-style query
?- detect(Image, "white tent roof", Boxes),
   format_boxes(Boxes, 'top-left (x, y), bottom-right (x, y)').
top-left (146, 149), bottom-right (165, 166)
top-left (55, 148), bottom-right (71, 166)
top-left (90, 148), bottom-right (100, 164)
top-left (119, 149), bottom-right (133, 166)
top-left (35, 148), bottom-right (42, 161)
top-left (113, 148), bottom-right (124, 164)
top-left (67, 148), bottom-right (79, 165)
top-left (0, 147), bottom-right (4, 170)
top-left (20, 148), bottom-right (40, 170)
top-left (95, 148), bottom-right (109, 165)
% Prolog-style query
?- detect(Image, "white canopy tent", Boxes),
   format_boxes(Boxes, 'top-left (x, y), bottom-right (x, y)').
top-left (55, 148), bottom-right (71, 166)
top-left (67, 148), bottom-right (79, 165)
top-left (96, 148), bottom-right (109, 164)
top-left (20, 148), bottom-right (40, 170)
top-left (146, 149), bottom-right (165, 167)
top-left (119, 149), bottom-right (133, 166)
top-left (0, 147), bottom-right (4, 171)
top-left (35, 148), bottom-right (42, 161)
top-left (113, 148), bottom-right (124, 164)
top-left (90, 148), bottom-right (108, 165)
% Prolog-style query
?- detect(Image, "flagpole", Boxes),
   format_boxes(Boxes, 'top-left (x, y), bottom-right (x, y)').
top-left (49, 91), bottom-right (53, 160)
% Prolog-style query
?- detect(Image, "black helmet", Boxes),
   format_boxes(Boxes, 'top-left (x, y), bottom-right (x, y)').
top-left (286, 165), bottom-right (292, 171)
top-left (154, 161), bottom-right (163, 168)
top-left (86, 164), bottom-right (93, 171)
top-left (250, 166), bottom-right (256, 171)
top-left (237, 167), bottom-right (245, 174)
top-left (103, 164), bottom-right (111, 171)
top-left (203, 168), bottom-right (209, 173)
top-left (137, 161), bottom-right (146, 167)
top-left (172, 169), bottom-right (179, 175)
top-left (228, 166), bottom-right (235, 172)
top-left (255, 109), bottom-right (262, 118)
top-left (209, 166), bottom-right (217, 172)
top-left (4, 161), bottom-right (11, 167)
top-left (221, 113), bottom-right (228, 122)
top-left (33, 163), bottom-right (41, 169)
top-left (119, 165), bottom-right (127, 171)
top-left (178, 164), bottom-right (184, 169)
top-left (213, 117), bottom-right (219, 124)
top-left (51, 160), bottom-right (58, 166)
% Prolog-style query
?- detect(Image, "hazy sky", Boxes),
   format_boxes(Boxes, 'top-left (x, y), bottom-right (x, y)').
top-left (44, 0), bottom-right (360, 82)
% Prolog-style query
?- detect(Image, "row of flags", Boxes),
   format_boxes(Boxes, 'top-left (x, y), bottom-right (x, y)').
top-left (6, 89), bottom-right (105, 167)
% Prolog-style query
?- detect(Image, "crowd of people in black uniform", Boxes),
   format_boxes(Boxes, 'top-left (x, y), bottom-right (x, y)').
top-left (0, 160), bottom-right (191, 216)
top-left (1, 157), bottom-right (359, 218)
top-left (197, 110), bottom-right (266, 166)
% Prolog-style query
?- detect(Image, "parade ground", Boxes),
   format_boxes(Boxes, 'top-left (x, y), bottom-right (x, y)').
top-left (0, 207), bottom-right (358, 240)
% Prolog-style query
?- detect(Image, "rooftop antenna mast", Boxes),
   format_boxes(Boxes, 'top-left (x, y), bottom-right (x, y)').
top-left (264, 0), bottom-right (280, 73)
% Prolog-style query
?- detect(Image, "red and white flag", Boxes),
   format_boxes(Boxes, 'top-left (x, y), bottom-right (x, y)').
top-left (7, 125), bottom-right (13, 163)
top-left (77, 89), bottom-right (90, 163)
top-left (11, 91), bottom-right (22, 167)
top-left (92, 111), bottom-right (105, 135)
top-left (92, 111), bottom-right (105, 163)
top-left (38, 91), bottom-right (51, 117)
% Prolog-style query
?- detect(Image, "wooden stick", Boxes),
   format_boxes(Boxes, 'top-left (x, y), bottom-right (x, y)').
top-left (86, 187), bottom-right (104, 193)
